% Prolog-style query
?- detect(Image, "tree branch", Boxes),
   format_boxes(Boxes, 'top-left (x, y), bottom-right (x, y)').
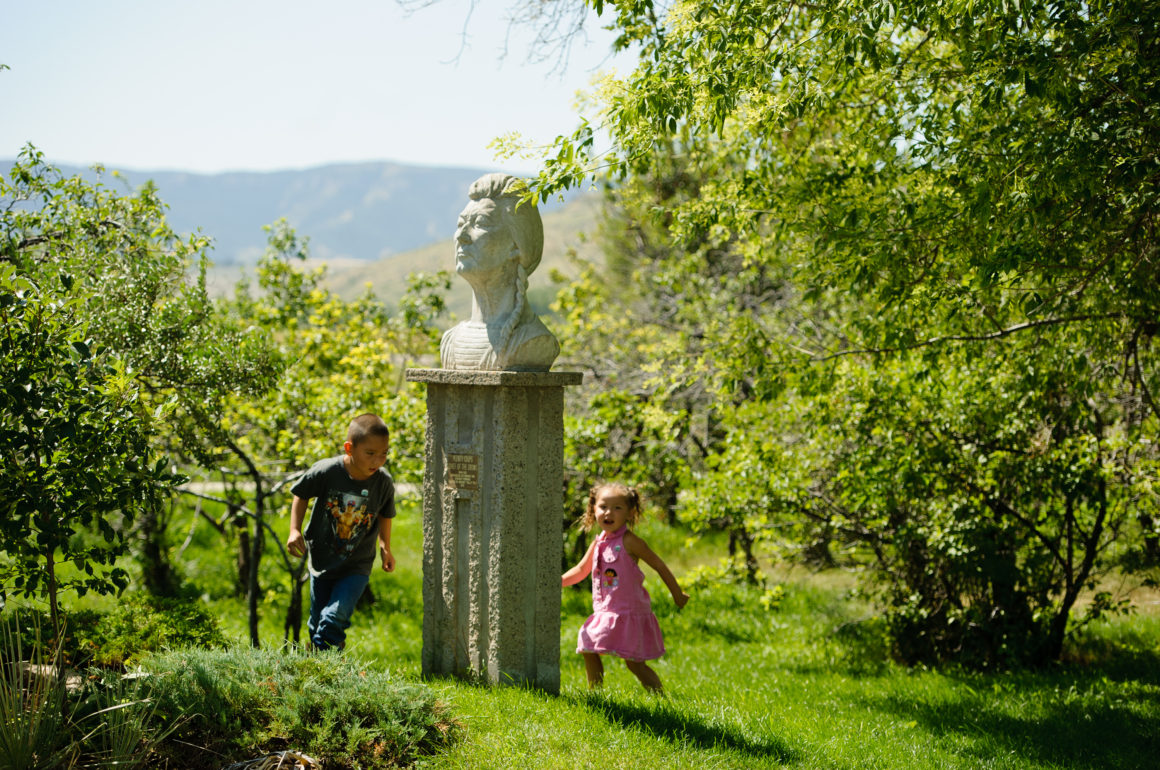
top-left (813, 313), bottom-right (1123, 361)
top-left (178, 487), bottom-right (256, 519)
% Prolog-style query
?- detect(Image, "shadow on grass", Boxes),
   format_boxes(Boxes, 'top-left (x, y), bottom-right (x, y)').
top-left (681, 616), bottom-right (764, 645)
top-left (1064, 633), bottom-right (1160, 687)
top-left (571, 692), bottom-right (800, 765)
top-left (864, 661), bottom-right (1160, 770)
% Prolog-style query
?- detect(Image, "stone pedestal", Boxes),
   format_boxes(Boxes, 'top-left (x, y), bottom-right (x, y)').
top-left (405, 368), bottom-right (582, 693)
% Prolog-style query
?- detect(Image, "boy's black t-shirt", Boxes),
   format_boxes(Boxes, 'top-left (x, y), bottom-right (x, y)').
top-left (290, 455), bottom-right (396, 578)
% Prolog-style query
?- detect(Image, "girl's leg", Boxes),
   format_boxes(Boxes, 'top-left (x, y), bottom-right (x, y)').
top-left (581, 652), bottom-right (604, 688)
top-left (624, 659), bottom-right (663, 693)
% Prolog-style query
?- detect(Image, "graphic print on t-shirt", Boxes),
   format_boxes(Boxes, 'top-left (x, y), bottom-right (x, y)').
top-left (324, 490), bottom-right (374, 555)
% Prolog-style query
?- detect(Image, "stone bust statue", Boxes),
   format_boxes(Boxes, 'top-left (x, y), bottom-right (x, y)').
top-left (439, 173), bottom-right (560, 371)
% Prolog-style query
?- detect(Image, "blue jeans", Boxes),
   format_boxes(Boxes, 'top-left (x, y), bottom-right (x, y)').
top-left (308, 572), bottom-right (369, 651)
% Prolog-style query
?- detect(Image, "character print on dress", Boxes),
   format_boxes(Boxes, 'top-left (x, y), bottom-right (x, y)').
top-left (325, 487), bottom-right (375, 555)
top-left (596, 543), bottom-right (624, 596)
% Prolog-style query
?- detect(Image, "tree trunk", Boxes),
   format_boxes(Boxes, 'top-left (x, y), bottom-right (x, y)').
top-left (1047, 478), bottom-right (1111, 662)
top-left (247, 501), bottom-right (263, 648)
top-left (655, 484), bottom-right (680, 527)
top-left (802, 536), bottom-right (837, 569)
top-left (728, 526), bottom-right (761, 585)
top-left (236, 518), bottom-right (251, 598)
top-left (1138, 512), bottom-right (1160, 566)
top-left (45, 545), bottom-right (60, 639)
top-left (985, 537), bottom-right (1035, 662)
top-left (137, 500), bottom-right (177, 596)
top-left (284, 565), bottom-right (307, 644)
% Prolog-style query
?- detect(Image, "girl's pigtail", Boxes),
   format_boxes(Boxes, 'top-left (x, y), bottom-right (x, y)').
top-left (626, 486), bottom-right (642, 526)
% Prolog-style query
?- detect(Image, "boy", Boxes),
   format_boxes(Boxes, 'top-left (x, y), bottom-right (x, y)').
top-left (287, 413), bottom-right (396, 650)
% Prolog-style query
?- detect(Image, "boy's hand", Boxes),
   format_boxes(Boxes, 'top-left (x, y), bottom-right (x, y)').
top-left (380, 544), bottom-right (396, 572)
top-left (287, 529), bottom-right (306, 559)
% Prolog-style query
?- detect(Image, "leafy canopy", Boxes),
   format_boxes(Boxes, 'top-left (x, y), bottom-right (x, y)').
top-left (1, 148), bottom-right (283, 620)
top-left (526, 0), bottom-right (1159, 665)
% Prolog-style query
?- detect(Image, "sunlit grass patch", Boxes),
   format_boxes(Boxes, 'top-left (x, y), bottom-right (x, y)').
top-left (36, 495), bottom-right (1159, 769)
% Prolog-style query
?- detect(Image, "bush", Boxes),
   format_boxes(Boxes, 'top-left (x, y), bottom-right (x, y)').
top-left (79, 595), bottom-right (226, 668)
top-left (5, 595), bottom-right (226, 669)
top-left (142, 646), bottom-right (460, 769)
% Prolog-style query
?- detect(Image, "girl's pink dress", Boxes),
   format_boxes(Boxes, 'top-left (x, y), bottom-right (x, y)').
top-left (577, 525), bottom-right (666, 661)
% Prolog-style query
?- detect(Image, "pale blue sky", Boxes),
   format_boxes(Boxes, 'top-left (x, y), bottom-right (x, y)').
top-left (0, 0), bottom-right (627, 173)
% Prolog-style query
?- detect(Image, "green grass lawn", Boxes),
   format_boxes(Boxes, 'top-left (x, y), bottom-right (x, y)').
top-left (166, 500), bottom-right (1160, 768)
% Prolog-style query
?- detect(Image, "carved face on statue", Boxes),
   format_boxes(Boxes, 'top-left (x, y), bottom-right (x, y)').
top-left (454, 198), bottom-right (518, 279)
top-left (439, 173), bottom-right (561, 372)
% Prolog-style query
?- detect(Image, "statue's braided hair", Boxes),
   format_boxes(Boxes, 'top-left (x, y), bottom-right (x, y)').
top-left (466, 174), bottom-right (543, 360)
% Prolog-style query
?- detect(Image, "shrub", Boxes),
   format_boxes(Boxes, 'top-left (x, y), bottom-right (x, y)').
top-left (78, 595), bottom-right (226, 668)
top-left (142, 646), bottom-right (460, 769)
top-left (7, 595), bottom-right (226, 669)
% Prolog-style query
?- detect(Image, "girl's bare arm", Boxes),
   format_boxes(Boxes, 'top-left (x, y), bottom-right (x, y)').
top-left (625, 531), bottom-right (690, 609)
top-left (562, 540), bottom-right (597, 587)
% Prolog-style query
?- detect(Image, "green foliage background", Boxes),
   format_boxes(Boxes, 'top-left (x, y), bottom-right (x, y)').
top-left (506, 0), bottom-right (1160, 667)
top-left (1, 11), bottom-right (1159, 767)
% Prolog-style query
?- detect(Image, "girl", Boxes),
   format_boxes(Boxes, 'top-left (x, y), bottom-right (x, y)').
top-left (562, 483), bottom-right (690, 692)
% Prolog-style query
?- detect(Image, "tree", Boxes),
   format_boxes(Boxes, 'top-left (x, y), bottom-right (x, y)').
top-left (0, 266), bottom-right (169, 631)
top-left (552, 138), bottom-right (784, 573)
top-left (500, 0), bottom-right (1160, 664)
top-left (698, 337), bottom-right (1148, 665)
top-left (529, 0), bottom-right (1159, 398)
top-left (1, 148), bottom-right (283, 616)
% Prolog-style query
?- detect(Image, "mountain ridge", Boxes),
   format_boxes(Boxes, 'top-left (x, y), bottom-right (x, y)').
top-left (2, 156), bottom-right (605, 321)
top-left (2, 158), bottom-right (561, 266)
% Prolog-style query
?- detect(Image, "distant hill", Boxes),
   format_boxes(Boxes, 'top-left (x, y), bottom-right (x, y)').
top-left (2, 158), bottom-right (575, 266)
top-left (3, 157), bottom-right (607, 321)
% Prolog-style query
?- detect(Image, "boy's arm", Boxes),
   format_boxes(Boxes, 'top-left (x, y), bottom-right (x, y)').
top-left (378, 516), bottom-right (395, 572)
top-left (562, 540), bottom-right (597, 587)
top-left (287, 496), bottom-right (309, 558)
top-left (625, 531), bottom-right (690, 609)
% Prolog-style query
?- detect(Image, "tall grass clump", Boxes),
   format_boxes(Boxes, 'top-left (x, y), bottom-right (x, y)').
top-left (1, 614), bottom-right (179, 769)
top-left (143, 646), bottom-right (460, 769)
top-left (0, 616), bottom-right (76, 769)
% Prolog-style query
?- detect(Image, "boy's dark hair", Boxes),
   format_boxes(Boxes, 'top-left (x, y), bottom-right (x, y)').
top-left (347, 413), bottom-right (389, 446)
